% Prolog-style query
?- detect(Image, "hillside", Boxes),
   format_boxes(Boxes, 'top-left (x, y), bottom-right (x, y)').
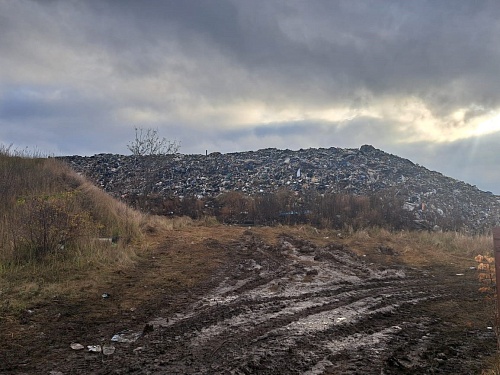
top-left (61, 145), bottom-right (500, 233)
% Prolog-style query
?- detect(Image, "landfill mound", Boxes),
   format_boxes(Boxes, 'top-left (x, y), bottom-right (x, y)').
top-left (61, 145), bottom-right (500, 232)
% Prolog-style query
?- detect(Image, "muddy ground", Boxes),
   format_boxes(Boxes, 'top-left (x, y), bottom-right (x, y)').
top-left (0, 227), bottom-right (497, 374)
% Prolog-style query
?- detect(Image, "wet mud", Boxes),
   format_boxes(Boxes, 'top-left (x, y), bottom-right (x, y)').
top-left (1, 231), bottom-right (496, 374)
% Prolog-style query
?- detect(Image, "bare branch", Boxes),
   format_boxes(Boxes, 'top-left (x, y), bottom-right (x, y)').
top-left (127, 127), bottom-right (180, 156)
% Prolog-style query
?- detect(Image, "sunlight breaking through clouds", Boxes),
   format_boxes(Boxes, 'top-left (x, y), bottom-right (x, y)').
top-left (218, 97), bottom-right (500, 149)
top-left (2, 0), bottom-right (500, 192)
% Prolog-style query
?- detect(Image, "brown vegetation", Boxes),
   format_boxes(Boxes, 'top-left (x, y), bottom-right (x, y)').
top-left (127, 188), bottom-right (421, 230)
top-left (0, 147), bottom-right (150, 314)
top-left (0, 151), bottom-right (142, 265)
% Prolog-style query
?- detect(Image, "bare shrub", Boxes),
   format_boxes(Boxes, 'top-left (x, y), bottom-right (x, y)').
top-left (127, 127), bottom-right (180, 156)
top-left (11, 191), bottom-right (96, 261)
top-left (217, 191), bottom-right (254, 224)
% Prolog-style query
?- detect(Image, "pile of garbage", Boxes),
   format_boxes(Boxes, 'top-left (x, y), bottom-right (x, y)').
top-left (60, 145), bottom-right (500, 233)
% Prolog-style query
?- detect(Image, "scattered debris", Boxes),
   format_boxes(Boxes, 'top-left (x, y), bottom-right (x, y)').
top-left (70, 343), bottom-right (84, 350)
top-left (102, 344), bottom-right (116, 356)
top-left (87, 345), bottom-right (102, 353)
top-left (111, 330), bottom-right (142, 343)
top-left (133, 347), bottom-right (144, 354)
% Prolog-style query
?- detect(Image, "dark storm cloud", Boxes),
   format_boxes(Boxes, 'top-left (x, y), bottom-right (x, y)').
top-left (259, 1), bottom-right (488, 114)
top-left (0, 84), bottom-right (119, 155)
top-left (4, 0), bottom-right (500, 110)
top-left (0, 86), bottom-right (102, 120)
top-left (1, 0), bottom-right (500, 192)
top-left (78, 0), bottom-right (500, 112)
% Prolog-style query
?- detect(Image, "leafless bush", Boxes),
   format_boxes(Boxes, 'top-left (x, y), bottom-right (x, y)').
top-left (127, 127), bottom-right (180, 156)
top-left (11, 191), bottom-right (96, 261)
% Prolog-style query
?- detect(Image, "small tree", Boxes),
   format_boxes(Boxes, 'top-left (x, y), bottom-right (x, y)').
top-left (127, 127), bottom-right (180, 156)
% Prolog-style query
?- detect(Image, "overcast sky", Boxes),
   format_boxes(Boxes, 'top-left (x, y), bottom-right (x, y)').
top-left (1, 1), bottom-right (500, 193)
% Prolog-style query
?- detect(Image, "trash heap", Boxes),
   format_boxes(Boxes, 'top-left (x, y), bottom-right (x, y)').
top-left (60, 145), bottom-right (500, 233)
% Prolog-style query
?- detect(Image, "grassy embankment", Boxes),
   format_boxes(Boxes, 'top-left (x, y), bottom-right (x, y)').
top-left (0, 146), bottom-right (187, 313)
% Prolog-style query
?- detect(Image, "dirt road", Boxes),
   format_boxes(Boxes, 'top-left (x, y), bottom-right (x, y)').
top-left (1, 228), bottom-right (496, 374)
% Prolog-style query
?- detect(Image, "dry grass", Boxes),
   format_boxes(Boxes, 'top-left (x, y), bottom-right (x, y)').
top-left (0, 149), bottom-right (171, 312)
top-left (483, 355), bottom-right (500, 375)
top-left (338, 226), bottom-right (493, 269)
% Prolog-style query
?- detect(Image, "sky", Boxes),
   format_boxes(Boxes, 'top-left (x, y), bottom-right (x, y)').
top-left (1, 1), bottom-right (500, 194)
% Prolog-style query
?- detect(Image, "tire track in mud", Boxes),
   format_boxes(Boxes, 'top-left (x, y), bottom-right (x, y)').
top-left (3, 230), bottom-right (494, 375)
top-left (121, 233), bottom-right (487, 374)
